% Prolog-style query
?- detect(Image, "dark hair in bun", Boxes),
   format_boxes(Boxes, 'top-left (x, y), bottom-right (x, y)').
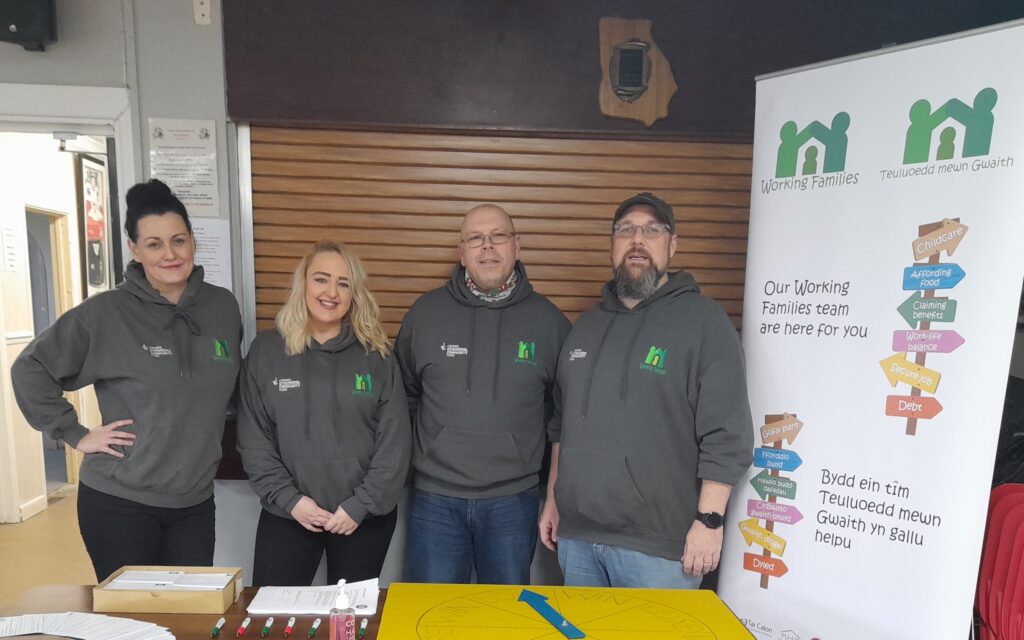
top-left (124, 179), bottom-right (191, 242)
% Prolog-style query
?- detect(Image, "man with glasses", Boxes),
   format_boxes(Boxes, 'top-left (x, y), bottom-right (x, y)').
top-left (396, 204), bottom-right (570, 584)
top-left (540, 192), bottom-right (753, 588)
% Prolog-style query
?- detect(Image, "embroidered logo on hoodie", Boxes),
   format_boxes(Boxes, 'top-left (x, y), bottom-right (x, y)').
top-left (514, 340), bottom-right (537, 366)
top-left (440, 342), bottom-right (469, 358)
top-left (354, 373), bottom-right (373, 397)
top-left (141, 343), bottom-right (173, 358)
top-left (272, 377), bottom-right (301, 392)
top-left (213, 339), bottom-right (231, 361)
top-left (569, 348), bottom-right (587, 362)
top-left (641, 345), bottom-right (668, 375)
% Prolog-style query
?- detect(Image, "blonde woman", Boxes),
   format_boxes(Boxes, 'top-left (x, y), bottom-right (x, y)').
top-left (238, 241), bottom-right (411, 586)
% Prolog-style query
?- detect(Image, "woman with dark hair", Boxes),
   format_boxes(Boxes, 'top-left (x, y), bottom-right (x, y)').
top-left (12, 179), bottom-right (241, 581)
top-left (237, 241), bottom-right (410, 586)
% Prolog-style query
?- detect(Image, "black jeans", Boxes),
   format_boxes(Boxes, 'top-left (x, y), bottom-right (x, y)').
top-left (252, 508), bottom-right (397, 587)
top-left (77, 482), bottom-right (216, 582)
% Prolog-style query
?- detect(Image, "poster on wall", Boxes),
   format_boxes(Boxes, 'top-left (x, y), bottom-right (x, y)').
top-left (78, 154), bottom-right (110, 296)
top-left (148, 118), bottom-right (219, 217)
top-left (718, 22), bottom-right (1024, 640)
top-left (191, 217), bottom-right (233, 291)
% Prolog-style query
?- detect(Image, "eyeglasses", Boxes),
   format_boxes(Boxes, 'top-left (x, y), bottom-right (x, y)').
top-left (612, 222), bottom-right (672, 239)
top-left (461, 232), bottom-right (516, 248)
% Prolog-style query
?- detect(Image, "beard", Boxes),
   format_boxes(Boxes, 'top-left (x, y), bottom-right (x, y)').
top-left (613, 258), bottom-right (665, 301)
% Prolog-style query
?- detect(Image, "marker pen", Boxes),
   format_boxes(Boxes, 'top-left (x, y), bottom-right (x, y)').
top-left (308, 618), bottom-right (322, 638)
top-left (357, 619), bottom-right (367, 639)
top-left (261, 617), bottom-right (275, 638)
top-left (210, 617), bottom-right (226, 638)
top-left (284, 617), bottom-right (296, 638)
top-left (236, 617), bottom-right (252, 638)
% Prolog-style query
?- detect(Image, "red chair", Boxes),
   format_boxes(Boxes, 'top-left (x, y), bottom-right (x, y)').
top-left (991, 505), bottom-right (1024, 639)
top-left (978, 485), bottom-right (1024, 639)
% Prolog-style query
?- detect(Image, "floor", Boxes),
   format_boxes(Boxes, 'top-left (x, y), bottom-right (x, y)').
top-left (0, 487), bottom-right (96, 607)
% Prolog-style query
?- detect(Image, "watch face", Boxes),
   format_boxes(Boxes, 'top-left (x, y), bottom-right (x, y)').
top-left (701, 512), bottom-right (724, 528)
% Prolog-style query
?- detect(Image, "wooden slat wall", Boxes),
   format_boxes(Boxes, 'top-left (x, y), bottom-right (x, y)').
top-left (251, 127), bottom-right (752, 337)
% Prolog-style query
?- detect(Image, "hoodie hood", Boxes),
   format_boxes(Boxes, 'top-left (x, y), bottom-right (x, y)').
top-left (119, 261), bottom-right (206, 376)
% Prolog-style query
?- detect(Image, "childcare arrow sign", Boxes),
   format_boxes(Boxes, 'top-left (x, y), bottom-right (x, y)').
top-left (891, 329), bottom-right (965, 354)
top-left (747, 499), bottom-right (804, 525)
top-left (749, 469), bottom-right (798, 500)
top-left (912, 219), bottom-right (969, 260)
top-left (902, 263), bottom-right (965, 290)
top-left (885, 395), bottom-right (943, 420)
top-left (743, 552), bottom-right (789, 578)
top-left (760, 414), bottom-right (804, 445)
top-left (517, 590), bottom-right (585, 639)
top-left (739, 518), bottom-right (787, 556)
top-left (897, 292), bottom-right (957, 329)
top-left (754, 447), bottom-right (802, 472)
top-left (879, 353), bottom-right (941, 393)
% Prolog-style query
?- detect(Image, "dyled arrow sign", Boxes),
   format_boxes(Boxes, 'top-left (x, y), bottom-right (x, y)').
top-left (891, 329), bottom-right (965, 353)
top-left (749, 469), bottom-right (798, 500)
top-left (518, 590), bottom-right (585, 639)
top-left (743, 552), bottom-right (789, 578)
top-left (879, 353), bottom-right (940, 393)
top-left (897, 292), bottom-right (957, 329)
top-left (912, 219), bottom-right (969, 260)
top-left (885, 395), bottom-right (943, 420)
top-left (739, 518), bottom-right (787, 556)
top-left (760, 414), bottom-right (803, 445)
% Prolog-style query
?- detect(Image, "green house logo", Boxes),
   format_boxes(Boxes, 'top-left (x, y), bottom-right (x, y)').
top-left (903, 88), bottom-right (997, 164)
top-left (213, 339), bottom-right (231, 361)
top-left (641, 346), bottom-right (667, 375)
top-left (515, 340), bottom-right (537, 366)
top-left (775, 112), bottom-right (850, 178)
top-left (354, 373), bottom-right (372, 396)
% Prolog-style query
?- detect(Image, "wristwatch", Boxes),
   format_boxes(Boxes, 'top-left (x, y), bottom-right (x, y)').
top-left (696, 511), bottom-right (724, 529)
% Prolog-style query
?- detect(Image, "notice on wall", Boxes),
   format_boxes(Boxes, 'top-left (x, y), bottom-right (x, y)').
top-left (191, 217), bottom-right (233, 291)
top-left (148, 118), bottom-right (219, 217)
top-left (2, 223), bottom-right (21, 272)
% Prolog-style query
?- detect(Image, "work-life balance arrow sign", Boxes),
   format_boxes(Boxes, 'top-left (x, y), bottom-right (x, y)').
top-left (754, 447), bottom-right (802, 472)
top-left (911, 219), bottom-right (969, 260)
top-left (885, 395), bottom-right (943, 419)
top-left (743, 552), bottom-right (789, 578)
top-left (879, 353), bottom-right (941, 393)
top-left (747, 499), bottom-right (804, 525)
top-left (902, 263), bottom-right (965, 290)
top-left (897, 292), bottom-right (957, 329)
top-left (760, 414), bottom-right (803, 445)
top-left (739, 518), bottom-right (787, 555)
top-left (749, 469), bottom-right (798, 500)
top-left (891, 329), bottom-right (965, 354)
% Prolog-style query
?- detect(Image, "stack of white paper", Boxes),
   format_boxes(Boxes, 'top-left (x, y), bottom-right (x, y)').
top-left (103, 570), bottom-right (234, 591)
top-left (247, 578), bottom-right (380, 616)
top-left (0, 611), bottom-right (174, 640)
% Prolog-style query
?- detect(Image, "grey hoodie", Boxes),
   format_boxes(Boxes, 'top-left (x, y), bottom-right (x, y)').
top-left (237, 327), bottom-right (411, 523)
top-left (551, 271), bottom-right (754, 560)
top-left (12, 263), bottom-right (241, 508)
top-left (395, 262), bottom-right (570, 499)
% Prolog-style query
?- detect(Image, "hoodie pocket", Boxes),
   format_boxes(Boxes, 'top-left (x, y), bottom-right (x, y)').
top-left (425, 427), bottom-right (526, 487)
top-left (292, 457), bottom-right (364, 511)
top-left (556, 447), bottom-right (648, 531)
top-left (112, 422), bottom-right (221, 496)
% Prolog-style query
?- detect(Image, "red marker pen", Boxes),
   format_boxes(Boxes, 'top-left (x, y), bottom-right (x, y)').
top-left (236, 617), bottom-right (252, 638)
top-left (284, 617), bottom-right (296, 638)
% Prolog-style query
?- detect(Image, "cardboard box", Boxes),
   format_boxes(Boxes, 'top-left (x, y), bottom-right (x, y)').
top-left (93, 566), bottom-right (243, 614)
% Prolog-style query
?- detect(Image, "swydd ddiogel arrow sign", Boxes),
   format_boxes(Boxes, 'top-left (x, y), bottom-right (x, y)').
top-left (902, 263), bottom-right (965, 290)
top-left (749, 469), bottom-right (797, 500)
top-left (517, 590), bottom-right (585, 639)
top-left (897, 292), bottom-right (957, 329)
top-left (739, 518), bottom-right (787, 555)
top-left (753, 447), bottom-right (802, 472)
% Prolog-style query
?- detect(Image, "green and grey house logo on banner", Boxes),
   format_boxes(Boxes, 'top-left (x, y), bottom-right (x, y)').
top-left (354, 373), bottom-right (373, 396)
top-left (775, 112), bottom-right (851, 178)
top-left (515, 340), bottom-right (537, 366)
top-left (641, 345), bottom-right (667, 375)
top-left (903, 87), bottom-right (997, 164)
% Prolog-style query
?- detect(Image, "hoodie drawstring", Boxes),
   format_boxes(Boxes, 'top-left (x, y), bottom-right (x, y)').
top-left (163, 307), bottom-right (201, 377)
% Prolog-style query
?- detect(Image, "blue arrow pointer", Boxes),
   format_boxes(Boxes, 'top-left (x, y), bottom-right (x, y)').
top-left (902, 263), bottom-right (965, 290)
top-left (518, 589), bottom-right (585, 639)
top-left (753, 447), bottom-right (802, 472)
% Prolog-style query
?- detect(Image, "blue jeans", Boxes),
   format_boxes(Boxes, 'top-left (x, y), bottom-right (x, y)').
top-left (557, 536), bottom-right (702, 589)
top-left (405, 488), bottom-right (539, 584)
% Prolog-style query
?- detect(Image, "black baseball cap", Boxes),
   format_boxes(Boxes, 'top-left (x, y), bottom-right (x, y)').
top-left (612, 192), bottom-right (676, 234)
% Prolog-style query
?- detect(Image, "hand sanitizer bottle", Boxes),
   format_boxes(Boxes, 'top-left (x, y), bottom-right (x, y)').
top-left (329, 580), bottom-right (356, 640)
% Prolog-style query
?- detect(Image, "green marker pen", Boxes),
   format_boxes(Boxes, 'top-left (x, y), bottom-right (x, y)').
top-left (261, 617), bottom-right (275, 638)
top-left (357, 619), bottom-right (367, 639)
top-left (210, 617), bottom-right (226, 638)
top-left (308, 618), bottom-right (322, 638)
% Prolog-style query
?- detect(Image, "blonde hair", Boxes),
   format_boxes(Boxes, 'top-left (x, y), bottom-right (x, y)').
top-left (275, 241), bottom-right (391, 357)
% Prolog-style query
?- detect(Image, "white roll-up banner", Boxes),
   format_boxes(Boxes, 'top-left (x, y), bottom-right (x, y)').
top-left (718, 20), bottom-right (1024, 640)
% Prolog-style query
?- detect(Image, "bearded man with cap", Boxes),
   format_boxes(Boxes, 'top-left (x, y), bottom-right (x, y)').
top-left (539, 192), bottom-right (753, 588)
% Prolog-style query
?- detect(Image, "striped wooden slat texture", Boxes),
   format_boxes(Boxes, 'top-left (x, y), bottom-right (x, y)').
top-left (250, 127), bottom-right (752, 336)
